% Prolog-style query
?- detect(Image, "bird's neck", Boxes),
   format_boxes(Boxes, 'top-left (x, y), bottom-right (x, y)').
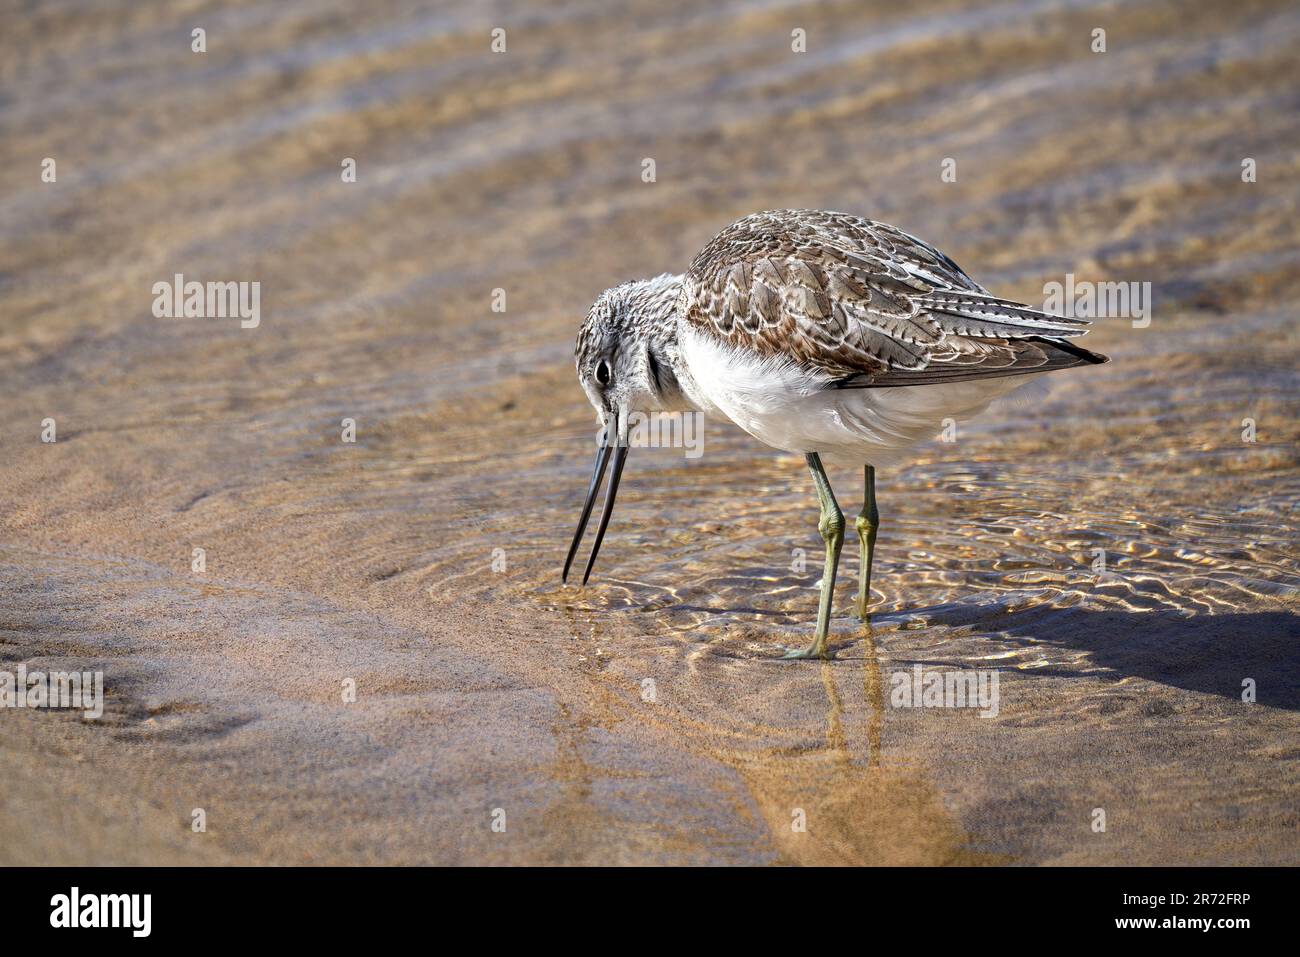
top-left (649, 315), bottom-right (734, 424)
top-left (623, 273), bottom-right (702, 415)
top-left (657, 319), bottom-right (730, 420)
top-left (640, 314), bottom-right (689, 413)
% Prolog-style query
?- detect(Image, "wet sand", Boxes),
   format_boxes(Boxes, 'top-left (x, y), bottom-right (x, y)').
top-left (1, 0), bottom-right (1298, 864)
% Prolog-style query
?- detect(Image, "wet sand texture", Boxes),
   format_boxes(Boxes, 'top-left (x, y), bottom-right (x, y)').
top-left (1, 0), bottom-right (1298, 864)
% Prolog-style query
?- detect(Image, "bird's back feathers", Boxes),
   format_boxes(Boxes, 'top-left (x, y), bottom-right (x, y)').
top-left (680, 209), bottom-right (1106, 386)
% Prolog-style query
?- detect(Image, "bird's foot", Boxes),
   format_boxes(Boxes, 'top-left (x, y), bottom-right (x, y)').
top-left (782, 641), bottom-right (832, 661)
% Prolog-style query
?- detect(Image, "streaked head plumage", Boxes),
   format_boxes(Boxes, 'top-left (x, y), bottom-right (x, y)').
top-left (574, 273), bottom-right (683, 428)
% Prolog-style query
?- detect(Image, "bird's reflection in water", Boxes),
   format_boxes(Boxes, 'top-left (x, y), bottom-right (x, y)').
top-left (547, 602), bottom-right (995, 864)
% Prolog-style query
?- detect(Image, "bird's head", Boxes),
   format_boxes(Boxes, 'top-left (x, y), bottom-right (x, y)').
top-left (565, 273), bottom-right (683, 585)
top-left (574, 274), bottom-right (683, 433)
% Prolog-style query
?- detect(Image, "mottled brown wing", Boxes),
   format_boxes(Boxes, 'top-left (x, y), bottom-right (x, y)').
top-left (681, 209), bottom-right (1097, 383)
top-left (833, 335), bottom-right (1108, 388)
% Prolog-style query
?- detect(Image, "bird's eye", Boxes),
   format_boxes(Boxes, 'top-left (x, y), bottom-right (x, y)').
top-left (595, 360), bottom-right (611, 387)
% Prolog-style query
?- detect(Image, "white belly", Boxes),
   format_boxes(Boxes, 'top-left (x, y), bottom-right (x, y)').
top-left (679, 326), bottom-right (1038, 465)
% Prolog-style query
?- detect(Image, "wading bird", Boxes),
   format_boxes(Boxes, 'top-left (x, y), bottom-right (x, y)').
top-left (564, 209), bottom-right (1107, 659)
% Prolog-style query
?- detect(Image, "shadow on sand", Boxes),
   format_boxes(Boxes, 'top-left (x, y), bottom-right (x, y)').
top-left (975, 607), bottom-right (1300, 710)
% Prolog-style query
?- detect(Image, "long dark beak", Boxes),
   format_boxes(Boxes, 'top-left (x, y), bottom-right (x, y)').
top-left (562, 440), bottom-right (630, 586)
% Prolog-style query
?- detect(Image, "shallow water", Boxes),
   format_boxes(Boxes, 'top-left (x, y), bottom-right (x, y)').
top-left (1, 0), bottom-right (1298, 864)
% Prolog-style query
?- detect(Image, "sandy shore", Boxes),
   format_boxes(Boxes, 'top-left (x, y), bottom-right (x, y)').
top-left (2, 0), bottom-right (1298, 864)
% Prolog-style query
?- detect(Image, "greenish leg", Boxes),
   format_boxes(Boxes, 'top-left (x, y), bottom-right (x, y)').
top-left (855, 464), bottom-right (879, 620)
top-left (785, 453), bottom-right (845, 661)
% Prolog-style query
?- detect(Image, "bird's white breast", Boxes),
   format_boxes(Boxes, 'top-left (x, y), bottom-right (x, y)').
top-left (678, 325), bottom-right (1038, 465)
